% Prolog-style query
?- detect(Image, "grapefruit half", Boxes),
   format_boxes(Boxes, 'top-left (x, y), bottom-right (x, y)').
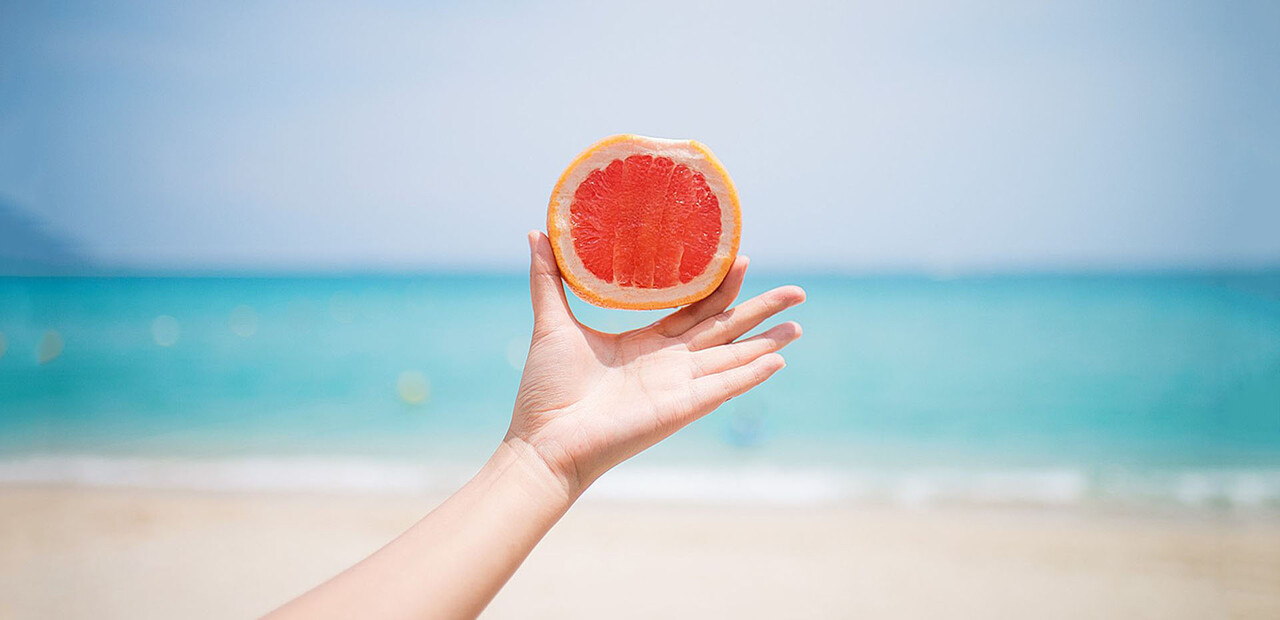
top-left (547, 134), bottom-right (741, 310)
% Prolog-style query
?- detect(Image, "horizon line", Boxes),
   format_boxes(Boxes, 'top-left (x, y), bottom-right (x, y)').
top-left (3, 263), bottom-right (1279, 280)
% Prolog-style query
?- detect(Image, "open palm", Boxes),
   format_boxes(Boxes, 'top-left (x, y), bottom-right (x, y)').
top-left (507, 232), bottom-right (805, 495)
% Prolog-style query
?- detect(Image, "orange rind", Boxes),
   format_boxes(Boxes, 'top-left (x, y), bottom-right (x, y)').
top-left (547, 134), bottom-right (741, 310)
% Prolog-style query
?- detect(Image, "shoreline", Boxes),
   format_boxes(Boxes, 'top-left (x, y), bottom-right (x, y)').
top-left (4, 485), bottom-right (1279, 619)
top-left (3, 453), bottom-right (1280, 513)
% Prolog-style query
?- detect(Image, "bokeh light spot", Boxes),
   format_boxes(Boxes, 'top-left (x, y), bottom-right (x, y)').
top-left (329, 293), bottom-right (356, 324)
top-left (397, 370), bottom-right (431, 406)
top-left (229, 305), bottom-right (259, 338)
top-left (506, 337), bottom-right (527, 371)
top-left (37, 329), bottom-right (64, 364)
top-left (152, 315), bottom-right (181, 347)
top-left (724, 409), bottom-right (765, 448)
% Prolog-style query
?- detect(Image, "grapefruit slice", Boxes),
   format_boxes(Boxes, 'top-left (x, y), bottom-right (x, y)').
top-left (547, 134), bottom-right (741, 310)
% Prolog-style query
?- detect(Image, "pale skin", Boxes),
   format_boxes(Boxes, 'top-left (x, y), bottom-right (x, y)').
top-left (265, 231), bottom-right (805, 620)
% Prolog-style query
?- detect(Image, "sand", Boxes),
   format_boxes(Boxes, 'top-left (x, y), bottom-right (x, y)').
top-left (2, 486), bottom-right (1278, 619)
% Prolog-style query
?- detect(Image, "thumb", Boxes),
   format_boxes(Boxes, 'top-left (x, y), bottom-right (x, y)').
top-left (528, 230), bottom-right (575, 328)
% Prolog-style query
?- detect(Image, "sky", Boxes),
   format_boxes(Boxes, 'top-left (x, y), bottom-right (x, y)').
top-left (1, 0), bottom-right (1278, 272)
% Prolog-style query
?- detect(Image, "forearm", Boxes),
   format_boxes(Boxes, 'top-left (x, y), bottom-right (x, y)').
top-left (266, 234), bottom-right (800, 618)
top-left (265, 438), bottom-right (576, 620)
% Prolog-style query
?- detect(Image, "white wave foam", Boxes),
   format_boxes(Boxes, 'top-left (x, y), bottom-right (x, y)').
top-left (0, 455), bottom-right (469, 494)
top-left (2, 455), bottom-right (1279, 510)
top-left (592, 467), bottom-right (847, 506)
top-left (882, 469), bottom-right (1089, 507)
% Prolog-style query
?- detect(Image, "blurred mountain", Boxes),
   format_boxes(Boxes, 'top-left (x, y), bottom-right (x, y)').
top-left (0, 200), bottom-right (89, 274)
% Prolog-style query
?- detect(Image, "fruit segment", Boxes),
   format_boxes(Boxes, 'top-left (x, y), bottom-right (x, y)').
top-left (569, 155), bottom-right (721, 290)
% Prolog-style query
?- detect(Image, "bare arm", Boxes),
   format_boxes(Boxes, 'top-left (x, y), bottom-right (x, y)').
top-left (265, 231), bottom-right (805, 619)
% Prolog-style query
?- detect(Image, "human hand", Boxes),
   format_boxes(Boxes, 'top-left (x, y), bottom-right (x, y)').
top-left (266, 231), bottom-right (803, 620)
top-left (506, 231), bottom-right (805, 497)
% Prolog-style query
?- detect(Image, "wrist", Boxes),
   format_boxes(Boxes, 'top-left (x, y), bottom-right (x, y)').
top-left (494, 435), bottom-right (584, 507)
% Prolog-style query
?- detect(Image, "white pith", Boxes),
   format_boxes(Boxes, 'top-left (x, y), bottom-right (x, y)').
top-left (549, 136), bottom-right (738, 307)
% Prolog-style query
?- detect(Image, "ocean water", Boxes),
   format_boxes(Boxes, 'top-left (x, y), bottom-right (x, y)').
top-left (1, 272), bottom-right (1279, 509)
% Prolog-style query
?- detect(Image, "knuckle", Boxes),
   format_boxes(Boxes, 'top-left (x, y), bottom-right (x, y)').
top-left (750, 361), bottom-right (772, 383)
top-left (713, 309), bottom-right (735, 330)
top-left (688, 354), bottom-right (708, 378)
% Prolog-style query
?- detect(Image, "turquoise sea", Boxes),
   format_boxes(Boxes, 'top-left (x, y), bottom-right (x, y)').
top-left (2, 272), bottom-right (1278, 508)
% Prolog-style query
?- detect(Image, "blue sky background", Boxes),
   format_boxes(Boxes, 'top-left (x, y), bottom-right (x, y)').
top-left (1, 0), bottom-right (1277, 272)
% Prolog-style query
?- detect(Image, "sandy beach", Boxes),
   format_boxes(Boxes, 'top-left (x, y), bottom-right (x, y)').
top-left (2, 486), bottom-right (1277, 619)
